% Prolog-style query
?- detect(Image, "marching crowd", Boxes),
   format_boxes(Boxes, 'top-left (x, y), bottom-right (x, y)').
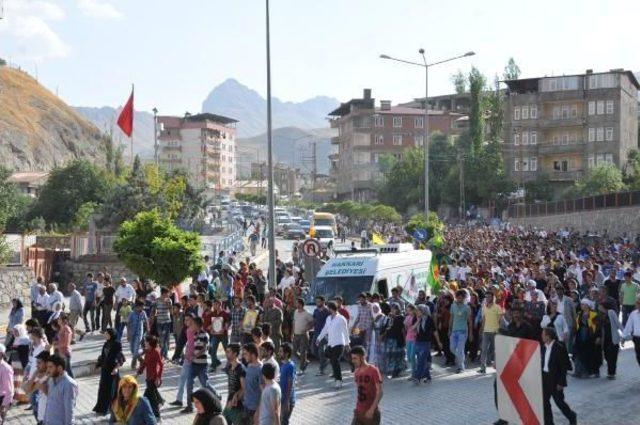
top-left (1, 225), bottom-right (640, 425)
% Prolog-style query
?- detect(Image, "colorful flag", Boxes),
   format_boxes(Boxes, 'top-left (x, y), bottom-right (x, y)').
top-left (427, 256), bottom-right (440, 294)
top-left (372, 233), bottom-right (386, 245)
top-left (117, 87), bottom-right (134, 137)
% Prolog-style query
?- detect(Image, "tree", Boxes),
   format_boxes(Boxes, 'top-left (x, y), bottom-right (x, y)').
top-left (405, 211), bottom-right (445, 247)
top-left (377, 154), bottom-right (397, 175)
top-left (525, 173), bottom-right (554, 202)
top-left (503, 57), bottom-right (521, 81)
top-left (73, 202), bottom-right (99, 232)
top-left (575, 163), bottom-right (626, 196)
top-left (377, 148), bottom-right (424, 213)
top-left (29, 160), bottom-right (110, 228)
top-left (0, 167), bottom-right (29, 230)
top-left (113, 210), bottom-right (203, 287)
top-left (486, 76), bottom-right (504, 143)
top-left (468, 67), bottom-right (486, 155)
top-left (103, 134), bottom-right (125, 178)
top-left (623, 149), bottom-right (640, 190)
top-left (372, 205), bottom-right (401, 223)
top-left (450, 70), bottom-right (467, 94)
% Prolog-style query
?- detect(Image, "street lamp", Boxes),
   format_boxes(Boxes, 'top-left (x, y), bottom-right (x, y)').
top-left (152, 107), bottom-right (159, 166)
top-left (380, 50), bottom-right (475, 216)
top-left (265, 0), bottom-right (277, 290)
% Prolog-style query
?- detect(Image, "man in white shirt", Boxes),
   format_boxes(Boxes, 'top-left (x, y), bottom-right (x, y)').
top-left (277, 269), bottom-right (295, 292)
top-left (524, 280), bottom-right (548, 303)
top-left (456, 260), bottom-right (471, 282)
top-left (316, 301), bottom-right (349, 389)
top-left (30, 277), bottom-right (44, 311)
top-left (114, 278), bottom-right (136, 327)
top-left (45, 283), bottom-right (64, 312)
top-left (622, 295), bottom-right (640, 367)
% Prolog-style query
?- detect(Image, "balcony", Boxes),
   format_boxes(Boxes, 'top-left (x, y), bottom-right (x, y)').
top-left (331, 136), bottom-right (341, 145)
top-left (160, 158), bottom-right (183, 166)
top-left (162, 145), bottom-right (182, 152)
top-left (548, 170), bottom-right (583, 181)
top-left (538, 141), bottom-right (586, 155)
top-left (537, 116), bottom-right (585, 128)
top-left (207, 150), bottom-right (220, 159)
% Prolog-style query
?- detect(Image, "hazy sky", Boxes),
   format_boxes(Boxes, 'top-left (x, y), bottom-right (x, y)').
top-left (2, 0), bottom-right (639, 115)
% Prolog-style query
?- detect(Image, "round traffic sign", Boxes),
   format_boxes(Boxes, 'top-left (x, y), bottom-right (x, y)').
top-left (302, 238), bottom-right (321, 257)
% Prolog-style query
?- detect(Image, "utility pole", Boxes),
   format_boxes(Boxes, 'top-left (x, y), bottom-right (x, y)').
top-left (153, 107), bottom-right (159, 166)
top-left (458, 151), bottom-right (465, 220)
top-left (265, 0), bottom-right (277, 290)
top-left (311, 141), bottom-right (317, 203)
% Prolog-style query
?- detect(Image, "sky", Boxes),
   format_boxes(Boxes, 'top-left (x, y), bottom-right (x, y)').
top-left (2, 0), bottom-right (640, 115)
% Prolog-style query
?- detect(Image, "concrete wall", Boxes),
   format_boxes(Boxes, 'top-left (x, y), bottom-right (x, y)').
top-left (64, 255), bottom-right (137, 284)
top-left (0, 266), bottom-right (34, 307)
top-left (508, 206), bottom-right (640, 237)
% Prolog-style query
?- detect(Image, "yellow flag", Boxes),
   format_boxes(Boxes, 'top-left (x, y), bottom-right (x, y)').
top-left (372, 233), bottom-right (385, 245)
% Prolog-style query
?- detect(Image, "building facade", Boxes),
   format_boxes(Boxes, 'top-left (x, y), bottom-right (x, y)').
top-left (328, 89), bottom-right (464, 201)
top-left (503, 69), bottom-right (639, 195)
top-left (157, 113), bottom-right (238, 196)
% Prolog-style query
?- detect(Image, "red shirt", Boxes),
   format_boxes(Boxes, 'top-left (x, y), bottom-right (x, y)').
top-left (210, 310), bottom-right (230, 336)
top-left (202, 310), bottom-right (213, 331)
top-left (138, 347), bottom-right (163, 381)
top-left (338, 307), bottom-right (350, 321)
top-left (354, 364), bottom-right (382, 414)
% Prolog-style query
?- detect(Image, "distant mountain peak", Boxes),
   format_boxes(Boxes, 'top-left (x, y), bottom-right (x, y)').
top-left (202, 79), bottom-right (339, 138)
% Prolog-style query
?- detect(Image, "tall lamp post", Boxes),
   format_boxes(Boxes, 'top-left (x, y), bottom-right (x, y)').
top-left (152, 107), bottom-right (159, 166)
top-left (380, 50), bottom-right (475, 215)
top-left (265, 0), bottom-right (277, 289)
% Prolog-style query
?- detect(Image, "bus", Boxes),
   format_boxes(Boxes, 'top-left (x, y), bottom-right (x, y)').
top-left (312, 212), bottom-right (337, 234)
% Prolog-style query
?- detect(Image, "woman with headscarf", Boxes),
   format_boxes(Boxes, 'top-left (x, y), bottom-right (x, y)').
top-left (598, 299), bottom-right (623, 379)
top-left (192, 388), bottom-right (227, 425)
top-left (110, 374), bottom-right (156, 424)
top-left (384, 303), bottom-right (406, 378)
top-left (94, 328), bottom-right (123, 416)
top-left (573, 299), bottom-right (602, 378)
top-left (411, 305), bottom-right (441, 385)
top-left (9, 324), bottom-right (30, 404)
top-left (368, 303), bottom-right (387, 372)
top-left (6, 299), bottom-right (24, 345)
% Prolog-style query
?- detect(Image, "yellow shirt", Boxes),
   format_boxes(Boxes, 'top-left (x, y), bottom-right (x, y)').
top-left (482, 303), bottom-right (503, 333)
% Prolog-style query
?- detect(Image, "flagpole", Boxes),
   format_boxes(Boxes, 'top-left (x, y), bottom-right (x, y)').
top-left (130, 83), bottom-right (134, 165)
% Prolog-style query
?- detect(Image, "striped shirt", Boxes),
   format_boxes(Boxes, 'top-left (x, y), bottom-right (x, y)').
top-left (193, 329), bottom-right (210, 364)
top-left (154, 298), bottom-right (173, 325)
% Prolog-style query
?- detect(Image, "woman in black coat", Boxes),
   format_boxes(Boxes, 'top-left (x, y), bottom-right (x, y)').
top-left (93, 328), bottom-right (123, 415)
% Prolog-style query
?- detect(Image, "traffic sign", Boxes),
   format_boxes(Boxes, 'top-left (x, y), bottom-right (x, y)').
top-left (496, 335), bottom-right (543, 425)
top-left (413, 229), bottom-right (428, 242)
top-left (302, 238), bottom-right (321, 257)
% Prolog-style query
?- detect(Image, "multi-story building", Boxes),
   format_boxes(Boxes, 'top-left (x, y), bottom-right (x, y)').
top-left (503, 69), bottom-right (639, 196)
top-left (250, 161), bottom-right (300, 199)
top-left (157, 113), bottom-right (238, 196)
top-left (328, 89), bottom-right (465, 201)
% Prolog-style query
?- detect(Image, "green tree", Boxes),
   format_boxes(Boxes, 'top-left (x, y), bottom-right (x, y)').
top-left (487, 76), bottom-right (504, 143)
top-left (525, 173), bottom-right (554, 202)
top-left (377, 148), bottom-right (424, 213)
top-left (575, 163), bottom-right (626, 196)
top-left (503, 57), bottom-right (521, 80)
top-left (468, 67), bottom-right (486, 155)
top-left (29, 160), bottom-right (110, 228)
top-left (450, 70), bottom-right (467, 94)
top-left (0, 167), bottom-right (29, 230)
top-left (372, 205), bottom-right (401, 223)
top-left (73, 202), bottom-right (99, 232)
top-left (377, 154), bottom-right (398, 175)
top-left (114, 210), bottom-right (203, 287)
top-left (623, 149), bottom-right (640, 190)
top-left (405, 211), bottom-right (445, 246)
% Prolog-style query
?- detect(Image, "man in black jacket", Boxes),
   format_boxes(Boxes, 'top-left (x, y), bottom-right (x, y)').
top-left (541, 327), bottom-right (577, 425)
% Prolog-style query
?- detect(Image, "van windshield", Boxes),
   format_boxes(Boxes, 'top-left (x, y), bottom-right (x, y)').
top-left (305, 275), bottom-right (374, 305)
top-left (314, 218), bottom-right (334, 227)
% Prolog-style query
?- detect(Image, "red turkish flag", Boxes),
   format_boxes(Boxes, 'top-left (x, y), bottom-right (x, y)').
top-left (117, 88), bottom-right (134, 137)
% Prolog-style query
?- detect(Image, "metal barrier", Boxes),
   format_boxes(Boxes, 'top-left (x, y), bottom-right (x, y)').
top-left (507, 190), bottom-right (640, 218)
top-left (205, 228), bottom-right (246, 257)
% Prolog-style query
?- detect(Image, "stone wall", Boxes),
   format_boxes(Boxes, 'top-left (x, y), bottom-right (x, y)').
top-left (0, 266), bottom-right (34, 307)
top-left (65, 255), bottom-right (137, 284)
top-left (509, 206), bottom-right (640, 237)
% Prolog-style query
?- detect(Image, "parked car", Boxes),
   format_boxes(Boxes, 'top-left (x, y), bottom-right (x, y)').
top-left (314, 226), bottom-right (335, 249)
top-left (285, 223), bottom-right (306, 240)
top-left (299, 219), bottom-right (311, 233)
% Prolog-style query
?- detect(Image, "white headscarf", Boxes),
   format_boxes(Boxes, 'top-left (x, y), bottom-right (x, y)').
top-left (580, 298), bottom-right (595, 310)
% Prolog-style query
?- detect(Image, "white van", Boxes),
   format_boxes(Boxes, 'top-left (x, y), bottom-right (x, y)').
top-left (305, 244), bottom-right (431, 322)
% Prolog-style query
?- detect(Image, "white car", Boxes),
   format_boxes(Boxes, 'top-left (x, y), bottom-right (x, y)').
top-left (313, 226), bottom-right (334, 249)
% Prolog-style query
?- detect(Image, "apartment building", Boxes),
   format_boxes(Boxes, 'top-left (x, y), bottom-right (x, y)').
top-left (157, 113), bottom-right (238, 195)
top-left (503, 69), bottom-right (639, 195)
top-left (328, 89), bottom-right (464, 201)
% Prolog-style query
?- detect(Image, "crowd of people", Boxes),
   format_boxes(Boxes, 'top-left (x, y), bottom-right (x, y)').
top-left (1, 224), bottom-right (640, 425)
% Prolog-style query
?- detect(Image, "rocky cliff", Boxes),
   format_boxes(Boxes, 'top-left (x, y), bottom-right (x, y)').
top-left (0, 66), bottom-right (105, 171)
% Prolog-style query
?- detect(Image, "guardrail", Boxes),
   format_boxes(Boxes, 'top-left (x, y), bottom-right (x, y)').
top-left (203, 228), bottom-right (246, 257)
top-left (507, 190), bottom-right (640, 218)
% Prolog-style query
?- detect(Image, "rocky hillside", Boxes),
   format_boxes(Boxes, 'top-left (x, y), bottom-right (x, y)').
top-left (0, 66), bottom-right (105, 171)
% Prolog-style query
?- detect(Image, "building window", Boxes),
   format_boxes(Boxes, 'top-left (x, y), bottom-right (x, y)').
top-left (414, 135), bottom-right (424, 147)
top-left (514, 107), bottom-right (520, 120)
top-left (522, 106), bottom-right (529, 120)
top-left (393, 117), bottom-right (402, 128)
top-left (530, 131), bottom-right (537, 145)
top-left (552, 135), bottom-right (560, 145)
top-left (514, 159), bottom-right (519, 171)
top-left (588, 101), bottom-right (596, 115)
top-left (597, 101), bottom-right (604, 115)
top-left (522, 132), bottom-right (529, 145)
top-left (561, 105), bottom-right (570, 119)
top-left (522, 159), bottom-right (529, 172)
top-left (606, 100), bottom-right (614, 114)
top-left (571, 105), bottom-right (578, 117)
top-left (605, 154), bottom-right (613, 164)
top-left (514, 133), bottom-right (520, 145)
top-left (373, 153), bottom-right (379, 163)
top-left (414, 117), bottom-right (424, 128)
top-left (562, 133), bottom-right (569, 145)
top-left (375, 134), bottom-right (384, 145)
top-left (530, 105), bottom-right (538, 119)
top-left (588, 155), bottom-right (595, 168)
top-left (553, 160), bottom-right (569, 172)
top-left (596, 127), bottom-right (604, 142)
top-left (596, 154), bottom-right (604, 165)
top-left (553, 106), bottom-right (561, 120)
top-left (392, 134), bottom-right (403, 145)
top-left (605, 127), bottom-right (614, 141)
top-left (530, 157), bottom-right (538, 171)
top-left (588, 128), bottom-right (595, 142)
top-left (374, 115), bottom-right (384, 127)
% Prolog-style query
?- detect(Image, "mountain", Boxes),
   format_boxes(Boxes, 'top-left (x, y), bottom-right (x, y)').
top-left (236, 126), bottom-right (336, 178)
top-left (201, 78), bottom-right (339, 138)
top-left (0, 66), bottom-right (106, 171)
top-left (74, 106), bottom-right (155, 157)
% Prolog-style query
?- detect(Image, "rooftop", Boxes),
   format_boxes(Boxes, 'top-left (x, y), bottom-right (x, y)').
top-left (375, 106), bottom-right (465, 116)
top-left (8, 172), bottom-right (49, 185)
top-left (503, 69), bottom-right (640, 92)
top-left (184, 112), bottom-right (238, 124)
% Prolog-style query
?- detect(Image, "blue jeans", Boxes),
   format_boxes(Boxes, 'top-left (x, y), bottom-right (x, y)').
top-left (406, 341), bottom-right (415, 373)
top-left (157, 322), bottom-right (172, 358)
top-left (116, 323), bottom-right (126, 342)
top-left (209, 335), bottom-right (228, 368)
top-left (450, 329), bottom-right (468, 370)
top-left (30, 391), bottom-right (38, 421)
top-left (311, 335), bottom-right (328, 373)
top-left (413, 341), bottom-right (431, 380)
top-left (65, 353), bottom-right (74, 378)
top-left (186, 363), bottom-right (217, 408)
top-left (176, 361), bottom-right (192, 402)
top-left (130, 334), bottom-right (142, 361)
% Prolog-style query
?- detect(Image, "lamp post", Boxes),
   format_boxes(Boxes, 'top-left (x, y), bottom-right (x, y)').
top-left (380, 50), bottom-right (475, 215)
top-left (152, 107), bottom-right (158, 166)
top-left (265, 0), bottom-right (277, 290)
